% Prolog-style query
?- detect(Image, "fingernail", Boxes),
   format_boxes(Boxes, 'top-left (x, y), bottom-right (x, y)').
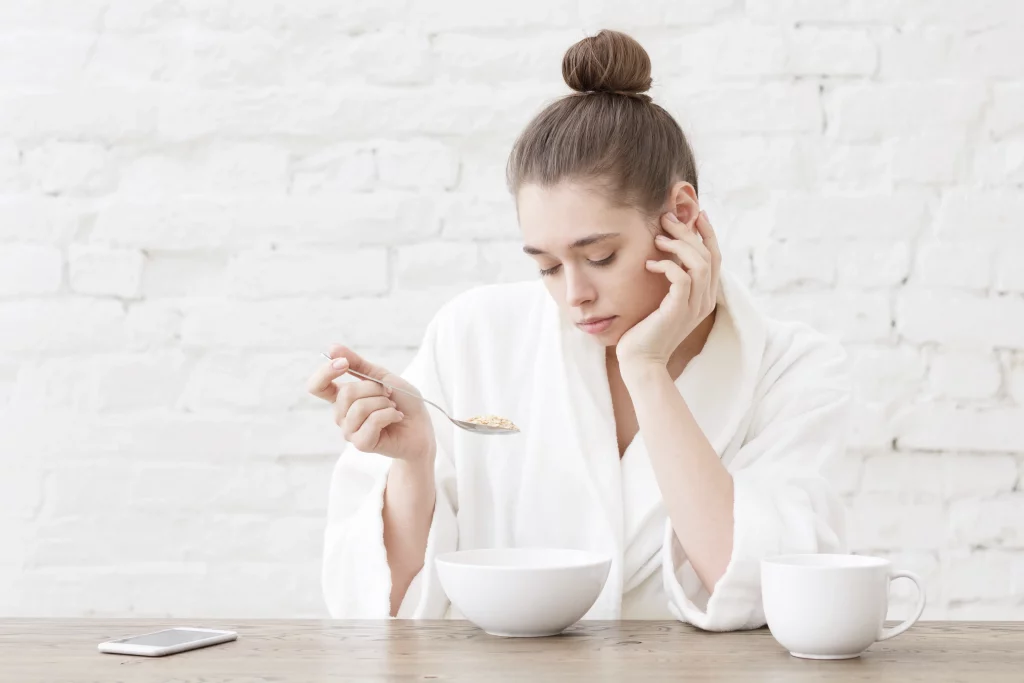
top-left (390, 400), bottom-right (397, 408)
top-left (646, 260), bottom-right (656, 267)
top-left (656, 235), bottom-right (669, 242)
top-left (397, 411), bottom-right (405, 419)
top-left (331, 359), bottom-right (347, 369)
top-left (666, 212), bottom-right (680, 223)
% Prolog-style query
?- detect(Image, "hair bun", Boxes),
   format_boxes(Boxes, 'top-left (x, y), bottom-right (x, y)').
top-left (562, 30), bottom-right (653, 99)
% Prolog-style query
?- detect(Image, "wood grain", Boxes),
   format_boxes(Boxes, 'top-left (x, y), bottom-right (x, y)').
top-left (1, 620), bottom-right (1022, 682)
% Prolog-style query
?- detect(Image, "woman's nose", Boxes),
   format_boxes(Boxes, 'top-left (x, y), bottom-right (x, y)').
top-left (564, 268), bottom-right (596, 308)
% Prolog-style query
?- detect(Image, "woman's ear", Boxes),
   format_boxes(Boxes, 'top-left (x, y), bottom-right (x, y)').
top-left (668, 181), bottom-right (700, 230)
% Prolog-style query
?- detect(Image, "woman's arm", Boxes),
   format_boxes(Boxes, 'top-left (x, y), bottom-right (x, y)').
top-left (383, 457), bottom-right (436, 615)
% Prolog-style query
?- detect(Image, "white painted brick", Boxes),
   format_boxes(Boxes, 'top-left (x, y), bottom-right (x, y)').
top-left (878, 28), bottom-right (953, 80)
top-left (376, 140), bottom-right (459, 191)
top-left (971, 137), bottom-right (1024, 187)
top-left (433, 32), bottom-right (574, 82)
top-left (0, 245), bottom-right (62, 295)
top-left (817, 142), bottom-right (891, 191)
top-left (181, 0), bottom-right (407, 34)
top-left (93, 195), bottom-right (441, 250)
top-left (124, 301), bottom-right (182, 351)
top-left (697, 136), bottom-right (814, 194)
top-left (178, 31), bottom-right (292, 88)
top-left (0, 139), bottom-right (20, 191)
top-left (0, 300), bottom-right (125, 352)
top-left (823, 448), bottom-right (863, 496)
top-left (867, 551), bottom-right (942, 612)
top-left (946, 602), bottom-right (1024, 620)
top-left (0, 1), bottom-right (105, 30)
top-left (439, 193), bottom-right (519, 240)
top-left (897, 290), bottom-right (1024, 348)
top-left (0, 88), bottom-right (160, 141)
top-left (68, 245), bottom-right (144, 298)
top-left (897, 404), bottom-right (1024, 453)
top-left (848, 496), bottom-right (946, 551)
top-left (578, 0), bottom-right (734, 27)
top-left (23, 142), bottom-right (115, 196)
top-left (943, 454), bottom-right (1019, 499)
top-left (950, 29), bottom-right (1024, 80)
top-left (0, 464), bottom-right (44, 520)
top-left (947, 552), bottom-right (1024, 602)
top-left (347, 31), bottom-right (430, 85)
top-left (824, 84), bottom-right (986, 142)
top-left (721, 247), bottom-right (754, 289)
top-left (82, 33), bottom-right (177, 86)
top-left (951, 495), bottom-right (1024, 548)
top-left (479, 242), bottom-right (539, 285)
top-left (142, 252), bottom-right (228, 298)
top-left (849, 401), bottom-right (898, 450)
top-left (836, 241), bottom-right (911, 289)
top-left (988, 84), bottom-right (1024, 138)
top-left (1011, 357), bottom-right (1024, 405)
top-left (935, 189), bottom-right (1024, 239)
top-left (290, 144), bottom-right (375, 195)
top-left (745, 0), bottom-right (905, 24)
top-left (771, 192), bottom-right (930, 239)
top-left (848, 345), bottom-right (926, 404)
top-left (759, 290), bottom-right (892, 342)
top-left (678, 26), bottom-right (790, 79)
top-left (0, 199), bottom-right (80, 244)
top-left (663, 84), bottom-right (822, 135)
top-left (201, 143), bottom-right (289, 194)
top-left (752, 241), bottom-right (835, 291)
top-left (0, 33), bottom-right (94, 87)
top-left (787, 28), bottom-right (877, 76)
top-left (891, 133), bottom-right (966, 185)
top-left (927, 350), bottom-right (1002, 401)
top-left (860, 453), bottom-right (942, 500)
top-left (395, 242), bottom-right (483, 290)
top-left (911, 242), bottom-right (993, 290)
top-left (225, 248), bottom-right (389, 298)
top-left (182, 352), bottom-right (321, 413)
top-left (409, 0), bottom-right (577, 31)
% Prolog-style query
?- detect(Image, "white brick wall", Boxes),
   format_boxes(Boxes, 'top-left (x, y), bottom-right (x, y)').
top-left (0, 0), bottom-right (1022, 621)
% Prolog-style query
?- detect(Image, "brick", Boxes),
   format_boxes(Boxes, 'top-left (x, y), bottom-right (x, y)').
top-left (376, 140), bottom-right (459, 190)
top-left (951, 496), bottom-right (1024, 549)
top-left (911, 242), bottom-right (993, 290)
top-left (927, 350), bottom-right (1002, 401)
top-left (290, 144), bottom-right (375, 195)
top-left (847, 496), bottom-right (946, 551)
top-left (0, 464), bottom-right (44, 520)
top-left (0, 1), bottom-right (105, 29)
top-left (201, 143), bottom-right (289, 194)
top-left (836, 241), bottom-right (910, 289)
top-left (347, 31), bottom-right (431, 85)
top-left (82, 33), bottom-right (177, 85)
top-left (68, 245), bottom-right (145, 298)
top-left (892, 133), bottom-right (966, 185)
top-left (23, 142), bottom-right (115, 196)
top-left (972, 137), bottom-right (1024, 186)
top-left (0, 300), bottom-right (125, 353)
top-left (0, 33), bottom-right (93, 87)
top-left (578, 0), bottom-right (734, 27)
top-left (675, 25), bottom-right (789, 79)
top-left (92, 195), bottom-right (440, 250)
top-left (824, 84), bottom-right (986, 142)
top-left (817, 142), bottom-right (891, 191)
top-left (479, 242), bottom-right (539, 285)
top-left (663, 84), bottom-right (822, 135)
top-left (408, 0), bottom-right (578, 30)
top-left (124, 301), bottom-right (183, 351)
top-left (950, 29), bottom-right (1024, 79)
top-left (946, 602), bottom-right (1024, 620)
top-left (771, 192), bottom-right (930, 239)
top-left (395, 242), bottom-right (482, 290)
top-left (0, 89), bottom-right (159, 142)
top-left (787, 28), bottom-right (877, 76)
top-left (696, 136), bottom-right (814, 193)
top-left (823, 448), bottom-right (862, 496)
top-left (0, 139), bottom-right (20, 190)
top-left (943, 454), bottom-right (1019, 499)
top-left (847, 345), bottom-right (926, 404)
top-left (864, 550), bottom-right (941, 608)
top-left (142, 252), bottom-right (228, 298)
top-left (181, 0), bottom-right (410, 34)
top-left (178, 31), bottom-right (290, 88)
top-left (896, 404), bottom-right (1024, 453)
top-left (878, 27), bottom-right (954, 80)
top-left (745, 0), bottom-right (905, 24)
top-left (947, 552), bottom-right (1024, 602)
top-left (934, 190), bottom-right (1024, 238)
top-left (225, 248), bottom-right (389, 298)
top-left (988, 84), bottom-right (1024, 138)
top-left (432, 31), bottom-right (573, 82)
top-left (897, 290), bottom-right (1024, 348)
top-left (182, 352), bottom-right (322, 413)
top-left (860, 453), bottom-right (943, 500)
top-left (758, 290), bottom-right (892, 342)
top-left (0, 245), bottom-right (62, 295)
top-left (439, 193), bottom-right (519, 240)
top-left (1011, 358), bottom-right (1024, 405)
top-left (752, 241), bottom-right (835, 291)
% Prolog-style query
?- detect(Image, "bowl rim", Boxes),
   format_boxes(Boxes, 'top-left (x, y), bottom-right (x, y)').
top-left (435, 547), bottom-right (612, 571)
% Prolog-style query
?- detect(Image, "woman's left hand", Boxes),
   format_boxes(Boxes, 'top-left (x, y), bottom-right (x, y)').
top-left (616, 210), bottom-right (722, 369)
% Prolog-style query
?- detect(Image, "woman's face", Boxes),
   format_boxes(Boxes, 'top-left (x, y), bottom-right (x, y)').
top-left (518, 180), bottom-right (687, 347)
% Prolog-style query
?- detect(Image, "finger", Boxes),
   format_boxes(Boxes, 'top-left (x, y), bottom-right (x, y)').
top-left (349, 407), bottom-right (404, 452)
top-left (694, 211), bottom-right (722, 270)
top-left (327, 344), bottom-right (391, 382)
top-left (654, 239), bottom-right (709, 308)
top-left (307, 355), bottom-right (350, 403)
top-left (646, 259), bottom-right (692, 301)
top-left (660, 211), bottom-right (690, 240)
top-left (336, 378), bottom-right (390, 414)
top-left (340, 395), bottom-right (397, 437)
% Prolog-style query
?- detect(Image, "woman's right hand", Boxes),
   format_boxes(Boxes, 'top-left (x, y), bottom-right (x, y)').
top-left (307, 345), bottom-right (436, 466)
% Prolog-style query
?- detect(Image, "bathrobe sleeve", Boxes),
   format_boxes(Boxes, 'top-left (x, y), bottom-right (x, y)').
top-left (662, 327), bottom-right (851, 631)
top-left (322, 308), bottom-right (459, 619)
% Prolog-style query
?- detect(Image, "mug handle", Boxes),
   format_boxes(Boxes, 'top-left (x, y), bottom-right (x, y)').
top-left (877, 570), bottom-right (926, 642)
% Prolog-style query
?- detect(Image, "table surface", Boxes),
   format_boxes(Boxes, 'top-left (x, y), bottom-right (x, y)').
top-left (1, 619), bottom-right (1022, 682)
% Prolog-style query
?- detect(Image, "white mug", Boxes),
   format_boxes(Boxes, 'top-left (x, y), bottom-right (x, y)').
top-left (760, 554), bottom-right (926, 660)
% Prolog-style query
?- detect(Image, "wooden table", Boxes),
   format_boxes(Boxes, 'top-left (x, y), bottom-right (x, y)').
top-left (1, 620), bottom-right (1022, 682)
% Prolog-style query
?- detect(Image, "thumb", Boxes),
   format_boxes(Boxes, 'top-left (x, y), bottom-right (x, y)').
top-left (327, 345), bottom-right (389, 381)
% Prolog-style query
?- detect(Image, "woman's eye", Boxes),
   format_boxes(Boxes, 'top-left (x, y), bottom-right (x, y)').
top-left (589, 254), bottom-right (616, 267)
top-left (539, 264), bottom-right (562, 276)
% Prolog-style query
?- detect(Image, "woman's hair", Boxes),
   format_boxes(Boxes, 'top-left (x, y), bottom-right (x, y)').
top-left (506, 29), bottom-right (698, 216)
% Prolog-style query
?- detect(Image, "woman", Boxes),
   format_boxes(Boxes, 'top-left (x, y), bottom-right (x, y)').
top-left (309, 30), bottom-right (849, 632)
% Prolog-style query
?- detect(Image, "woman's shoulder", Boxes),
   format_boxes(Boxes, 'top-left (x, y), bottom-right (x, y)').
top-left (758, 314), bottom-right (850, 398)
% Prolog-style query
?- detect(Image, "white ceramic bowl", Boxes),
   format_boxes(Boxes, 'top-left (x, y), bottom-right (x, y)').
top-left (435, 548), bottom-right (612, 637)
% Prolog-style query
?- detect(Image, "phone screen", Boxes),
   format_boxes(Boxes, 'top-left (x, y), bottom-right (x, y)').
top-left (118, 629), bottom-right (218, 647)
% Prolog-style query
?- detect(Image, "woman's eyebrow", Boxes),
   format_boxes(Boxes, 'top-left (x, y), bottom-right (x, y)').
top-left (522, 232), bottom-right (620, 255)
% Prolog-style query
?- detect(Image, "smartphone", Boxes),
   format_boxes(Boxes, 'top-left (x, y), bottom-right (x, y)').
top-left (98, 627), bottom-right (237, 657)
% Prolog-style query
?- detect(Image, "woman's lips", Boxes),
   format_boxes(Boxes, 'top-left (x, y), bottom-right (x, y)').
top-left (576, 316), bottom-right (616, 334)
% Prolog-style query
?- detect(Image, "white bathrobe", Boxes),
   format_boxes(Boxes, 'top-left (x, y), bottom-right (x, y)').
top-left (322, 270), bottom-right (850, 631)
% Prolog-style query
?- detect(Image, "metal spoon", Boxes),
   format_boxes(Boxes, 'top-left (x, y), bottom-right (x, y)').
top-left (320, 352), bottom-right (520, 436)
